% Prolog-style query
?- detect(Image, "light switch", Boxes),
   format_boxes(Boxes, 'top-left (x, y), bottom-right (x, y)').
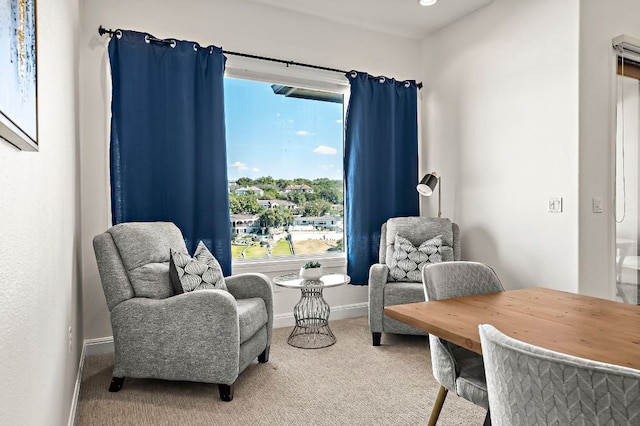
top-left (593, 197), bottom-right (603, 213)
top-left (548, 197), bottom-right (563, 213)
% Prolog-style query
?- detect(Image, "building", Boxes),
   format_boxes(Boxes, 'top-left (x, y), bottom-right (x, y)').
top-left (283, 184), bottom-right (314, 193)
top-left (291, 215), bottom-right (343, 231)
top-left (235, 186), bottom-right (264, 196)
top-left (2, 0), bottom-right (633, 423)
top-left (230, 214), bottom-right (261, 235)
top-left (257, 199), bottom-right (298, 210)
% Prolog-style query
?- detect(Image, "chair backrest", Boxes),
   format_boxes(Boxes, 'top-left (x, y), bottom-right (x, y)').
top-left (479, 324), bottom-right (640, 426)
top-left (93, 222), bottom-right (188, 311)
top-left (421, 261), bottom-right (504, 398)
top-left (422, 261), bottom-right (504, 301)
top-left (378, 217), bottom-right (461, 264)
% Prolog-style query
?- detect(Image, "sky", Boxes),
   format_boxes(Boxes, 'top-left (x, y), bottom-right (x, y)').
top-left (224, 77), bottom-right (344, 181)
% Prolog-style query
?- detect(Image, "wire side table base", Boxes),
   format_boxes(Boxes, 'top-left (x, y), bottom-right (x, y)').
top-left (288, 285), bottom-right (336, 349)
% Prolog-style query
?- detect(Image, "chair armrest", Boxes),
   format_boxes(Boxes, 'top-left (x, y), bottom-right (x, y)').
top-left (368, 263), bottom-right (389, 333)
top-left (429, 335), bottom-right (457, 392)
top-left (110, 290), bottom-right (240, 384)
top-left (225, 273), bottom-right (274, 345)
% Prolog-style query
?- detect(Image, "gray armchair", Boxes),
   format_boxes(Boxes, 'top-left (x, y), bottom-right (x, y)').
top-left (93, 222), bottom-right (273, 401)
top-left (479, 324), bottom-right (640, 426)
top-left (422, 261), bottom-right (504, 426)
top-left (368, 217), bottom-right (460, 346)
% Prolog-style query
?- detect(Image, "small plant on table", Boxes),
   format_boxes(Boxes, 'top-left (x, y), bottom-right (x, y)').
top-left (300, 261), bottom-right (323, 280)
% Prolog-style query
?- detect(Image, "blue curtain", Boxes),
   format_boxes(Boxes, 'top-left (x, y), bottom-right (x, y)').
top-left (108, 30), bottom-right (232, 274)
top-left (344, 72), bottom-right (420, 285)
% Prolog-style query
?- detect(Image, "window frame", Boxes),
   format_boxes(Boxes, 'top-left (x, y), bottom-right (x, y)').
top-left (224, 56), bottom-right (350, 272)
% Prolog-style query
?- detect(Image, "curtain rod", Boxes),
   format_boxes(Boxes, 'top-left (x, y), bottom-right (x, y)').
top-left (98, 26), bottom-right (423, 88)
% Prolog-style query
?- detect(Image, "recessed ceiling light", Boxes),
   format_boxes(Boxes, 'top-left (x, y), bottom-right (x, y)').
top-left (418, 0), bottom-right (438, 6)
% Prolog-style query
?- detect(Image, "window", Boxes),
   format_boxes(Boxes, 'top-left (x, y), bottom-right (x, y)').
top-left (615, 51), bottom-right (640, 304)
top-left (224, 73), bottom-right (346, 262)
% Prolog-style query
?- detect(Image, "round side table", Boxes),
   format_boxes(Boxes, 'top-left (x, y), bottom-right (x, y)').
top-left (273, 273), bottom-right (350, 349)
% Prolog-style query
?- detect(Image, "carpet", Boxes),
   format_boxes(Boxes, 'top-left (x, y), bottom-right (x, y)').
top-left (75, 316), bottom-right (486, 425)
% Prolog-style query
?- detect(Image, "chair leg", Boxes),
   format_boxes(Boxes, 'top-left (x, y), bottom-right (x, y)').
top-left (258, 346), bottom-right (270, 363)
top-left (372, 332), bottom-right (381, 346)
top-left (427, 385), bottom-right (448, 426)
top-left (218, 383), bottom-right (235, 402)
top-left (109, 377), bottom-right (125, 392)
top-left (483, 410), bottom-right (491, 426)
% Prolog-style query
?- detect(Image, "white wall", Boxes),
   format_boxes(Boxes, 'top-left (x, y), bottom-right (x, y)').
top-left (579, 0), bottom-right (640, 299)
top-left (420, 0), bottom-right (580, 291)
top-left (79, 0), bottom-right (421, 340)
top-left (0, 0), bottom-right (81, 424)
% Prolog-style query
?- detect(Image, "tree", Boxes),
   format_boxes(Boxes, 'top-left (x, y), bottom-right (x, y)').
top-left (304, 199), bottom-right (332, 217)
top-left (236, 177), bottom-right (253, 187)
top-left (262, 187), bottom-right (280, 200)
top-left (293, 177), bottom-right (312, 186)
top-left (259, 206), bottom-right (292, 228)
top-left (229, 193), bottom-right (262, 214)
top-left (329, 238), bottom-right (344, 252)
top-left (255, 176), bottom-right (276, 186)
top-left (287, 191), bottom-right (307, 205)
top-left (317, 187), bottom-right (342, 204)
top-left (276, 179), bottom-right (293, 191)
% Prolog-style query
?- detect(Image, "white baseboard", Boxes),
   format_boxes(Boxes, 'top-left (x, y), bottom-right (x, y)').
top-left (273, 302), bottom-right (368, 329)
top-left (67, 337), bottom-right (114, 426)
top-left (84, 336), bottom-right (115, 356)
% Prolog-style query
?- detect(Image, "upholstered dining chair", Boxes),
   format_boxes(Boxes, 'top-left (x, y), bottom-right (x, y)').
top-left (368, 216), bottom-right (460, 346)
top-left (422, 261), bottom-right (504, 426)
top-left (93, 221), bottom-right (273, 401)
top-left (479, 324), bottom-right (640, 426)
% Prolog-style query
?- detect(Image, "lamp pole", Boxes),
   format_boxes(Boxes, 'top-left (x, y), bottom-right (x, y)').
top-left (437, 176), bottom-right (442, 218)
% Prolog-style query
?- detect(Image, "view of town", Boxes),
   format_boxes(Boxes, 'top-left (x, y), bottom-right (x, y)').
top-left (229, 177), bottom-right (344, 259)
top-left (224, 75), bottom-right (345, 260)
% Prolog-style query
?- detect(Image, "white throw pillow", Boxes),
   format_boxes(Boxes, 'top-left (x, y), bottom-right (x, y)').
top-left (169, 241), bottom-right (227, 293)
top-left (389, 234), bottom-right (444, 282)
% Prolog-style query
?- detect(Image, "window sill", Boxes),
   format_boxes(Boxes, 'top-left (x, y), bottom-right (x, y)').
top-left (232, 253), bottom-right (347, 275)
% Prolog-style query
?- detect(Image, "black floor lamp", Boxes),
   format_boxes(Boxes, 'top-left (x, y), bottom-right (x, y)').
top-left (416, 172), bottom-right (441, 218)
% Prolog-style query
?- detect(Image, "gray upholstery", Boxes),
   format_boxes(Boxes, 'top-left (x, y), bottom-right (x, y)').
top-left (422, 261), bottom-right (504, 421)
top-left (368, 217), bottom-right (460, 339)
top-left (93, 222), bottom-right (273, 394)
top-left (479, 324), bottom-right (640, 426)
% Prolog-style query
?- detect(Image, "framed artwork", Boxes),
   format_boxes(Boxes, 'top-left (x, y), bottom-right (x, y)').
top-left (0, 0), bottom-right (38, 151)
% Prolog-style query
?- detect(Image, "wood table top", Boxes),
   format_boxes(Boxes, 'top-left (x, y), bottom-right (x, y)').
top-left (384, 287), bottom-right (640, 371)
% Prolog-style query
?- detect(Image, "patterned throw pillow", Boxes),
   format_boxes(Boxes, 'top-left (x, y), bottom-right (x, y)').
top-left (169, 241), bottom-right (227, 294)
top-left (389, 234), bottom-right (445, 282)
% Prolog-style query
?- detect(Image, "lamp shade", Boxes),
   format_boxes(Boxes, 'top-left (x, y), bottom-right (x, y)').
top-left (417, 173), bottom-right (438, 196)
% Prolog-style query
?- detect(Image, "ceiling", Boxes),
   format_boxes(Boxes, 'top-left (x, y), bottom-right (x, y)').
top-left (248, 0), bottom-right (494, 40)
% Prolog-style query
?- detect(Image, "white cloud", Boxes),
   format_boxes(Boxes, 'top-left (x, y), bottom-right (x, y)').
top-left (336, 119), bottom-right (343, 124)
top-left (229, 161), bottom-right (249, 172)
top-left (296, 130), bottom-right (315, 136)
top-left (251, 167), bottom-right (260, 172)
top-left (320, 164), bottom-right (335, 170)
top-left (314, 145), bottom-right (337, 155)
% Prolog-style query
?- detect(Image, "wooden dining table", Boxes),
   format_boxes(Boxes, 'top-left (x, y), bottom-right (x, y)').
top-left (384, 287), bottom-right (640, 370)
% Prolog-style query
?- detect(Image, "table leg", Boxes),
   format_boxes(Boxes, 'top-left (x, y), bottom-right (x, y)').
top-left (287, 285), bottom-right (336, 349)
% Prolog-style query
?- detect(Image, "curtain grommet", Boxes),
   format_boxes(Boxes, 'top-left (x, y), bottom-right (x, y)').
top-left (379, 77), bottom-right (385, 84)
top-left (350, 71), bottom-right (357, 78)
top-left (193, 43), bottom-right (199, 52)
top-left (115, 30), bottom-right (123, 39)
top-left (144, 35), bottom-right (150, 44)
top-left (404, 81), bottom-right (411, 88)
top-left (170, 40), bottom-right (177, 48)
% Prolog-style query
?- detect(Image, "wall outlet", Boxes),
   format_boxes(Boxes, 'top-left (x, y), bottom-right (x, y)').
top-left (548, 197), bottom-right (563, 213)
